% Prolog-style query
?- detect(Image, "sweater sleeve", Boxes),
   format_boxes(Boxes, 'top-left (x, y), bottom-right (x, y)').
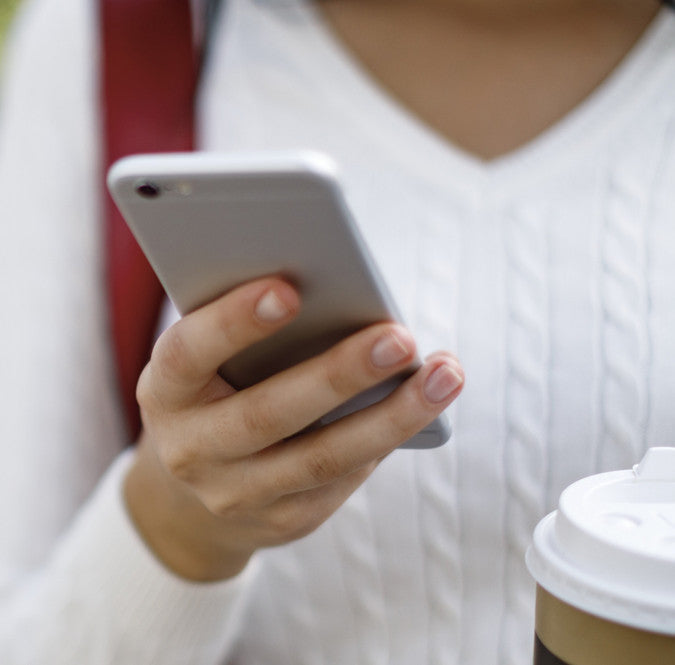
top-left (0, 0), bottom-right (253, 661)
top-left (0, 451), bottom-right (256, 664)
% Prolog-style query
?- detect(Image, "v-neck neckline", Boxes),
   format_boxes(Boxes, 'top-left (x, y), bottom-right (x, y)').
top-left (293, 2), bottom-right (675, 202)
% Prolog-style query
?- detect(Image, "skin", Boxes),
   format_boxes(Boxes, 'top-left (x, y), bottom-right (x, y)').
top-left (126, 278), bottom-right (463, 580)
top-left (318, 0), bottom-right (660, 159)
top-left (124, 0), bottom-right (659, 582)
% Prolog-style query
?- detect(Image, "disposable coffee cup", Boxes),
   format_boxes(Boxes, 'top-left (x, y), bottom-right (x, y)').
top-left (526, 447), bottom-right (675, 665)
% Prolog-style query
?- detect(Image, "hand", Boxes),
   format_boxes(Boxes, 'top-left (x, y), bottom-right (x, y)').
top-left (124, 277), bottom-right (464, 581)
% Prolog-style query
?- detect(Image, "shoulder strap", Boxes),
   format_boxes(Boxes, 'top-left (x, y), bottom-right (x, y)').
top-left (100, 0), bottom-right (199, 440)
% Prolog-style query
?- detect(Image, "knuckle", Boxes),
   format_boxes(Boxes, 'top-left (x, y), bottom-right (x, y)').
top-left (215, 307), bottom-right (238, 340)
top-left (304, 446), bottom-right (343, 485)
top-left (240, 397), bottom-right (281, 441)
top-left (267, 504), bottom-right (316, 543)
top-left (202, 463), bottom-right (260, 518)
top-left (388, 416), bottom-right (413, 444)
top-left (153, 325), bottom-right (197, 381)
top-left (136, 364), bottom-right (171, 420)
top-left (135, 365), bottom-right (156, 413)
top-left (322, 355), bottom-right (361, 399)
top-left (208, 490), bottom-right (244, 520)
top-left (382, 397), bottom-right (419, 443)
top-left (161, 442), bottom-right (202, 483)
top-left (267, 508), bottom-right (296, 540)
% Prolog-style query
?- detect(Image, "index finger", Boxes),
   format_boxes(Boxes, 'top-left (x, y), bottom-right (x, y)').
top-left (146, 278), bottom-right (301, 407)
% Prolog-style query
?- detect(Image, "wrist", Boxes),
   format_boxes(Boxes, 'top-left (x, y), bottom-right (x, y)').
top-left (124, 440), bottom-right (255, 582)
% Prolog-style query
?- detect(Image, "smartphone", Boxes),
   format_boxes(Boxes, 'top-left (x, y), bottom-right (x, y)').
top-left (107, 151), bottom-right (451, 449)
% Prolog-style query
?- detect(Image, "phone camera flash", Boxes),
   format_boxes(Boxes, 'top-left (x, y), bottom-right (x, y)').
top-left (174, 182), bottom-right (193, 196)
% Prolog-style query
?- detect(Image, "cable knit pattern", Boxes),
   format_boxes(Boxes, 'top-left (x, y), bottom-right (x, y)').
top-left (412, 201), bottom-right (463, 665)
top-left (594, 117), bottom-right (668, 473)
top-left (330, 491), bottom-right (389, 665)
top-left (499, 203), bottom-right (550, 664)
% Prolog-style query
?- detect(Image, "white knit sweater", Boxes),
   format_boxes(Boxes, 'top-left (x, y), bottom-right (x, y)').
top-left (1, 0), bottom-right (675, 663)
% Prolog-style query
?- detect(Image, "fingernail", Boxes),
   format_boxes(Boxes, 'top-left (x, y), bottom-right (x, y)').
top-left (255, 289), bottom-right (291, 322)
top-left (371, 329), bottom-right (412, 368)
top-left (423, 361), bottom-right (463, 403)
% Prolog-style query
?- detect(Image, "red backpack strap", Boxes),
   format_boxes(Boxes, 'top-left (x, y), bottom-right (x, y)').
top-left (100, 0), bottom-right (198, 441)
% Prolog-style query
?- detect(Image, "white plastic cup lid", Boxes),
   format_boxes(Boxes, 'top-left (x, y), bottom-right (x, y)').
top-left (526, 447), bottom-right (675, 635)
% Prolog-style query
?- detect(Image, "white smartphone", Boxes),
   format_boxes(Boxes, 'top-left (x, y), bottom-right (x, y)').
top-left (107, 151), bottom-right (451, 449)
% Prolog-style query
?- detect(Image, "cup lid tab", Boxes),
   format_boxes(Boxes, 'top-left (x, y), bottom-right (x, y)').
top-left (634, 446), bottom-right (675, 482)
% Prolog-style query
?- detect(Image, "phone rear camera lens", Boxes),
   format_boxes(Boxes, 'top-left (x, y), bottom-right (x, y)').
top-left (135, 181), bottom-right (161, 198)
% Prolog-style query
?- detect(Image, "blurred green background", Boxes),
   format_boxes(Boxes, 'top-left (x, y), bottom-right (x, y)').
top-left (1, 0), bottom-right (23, 61)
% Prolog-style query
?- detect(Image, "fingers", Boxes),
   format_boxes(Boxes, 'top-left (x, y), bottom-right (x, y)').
top-left (251, 461), bottom-right (379, 546)
top-left (194, 321), bottom-right (418, 458)
top-left (140, 278), bottom-right (301, 408)
top-left (132, 274), bottom-right (466, 579)
top-left (254, 353), bottom-right (463, 496)
top-left (140, 273), bottom-right (464, 515)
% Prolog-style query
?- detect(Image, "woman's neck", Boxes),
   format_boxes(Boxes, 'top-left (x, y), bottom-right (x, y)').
top-left (318, 0), bottom-right (662, 160)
